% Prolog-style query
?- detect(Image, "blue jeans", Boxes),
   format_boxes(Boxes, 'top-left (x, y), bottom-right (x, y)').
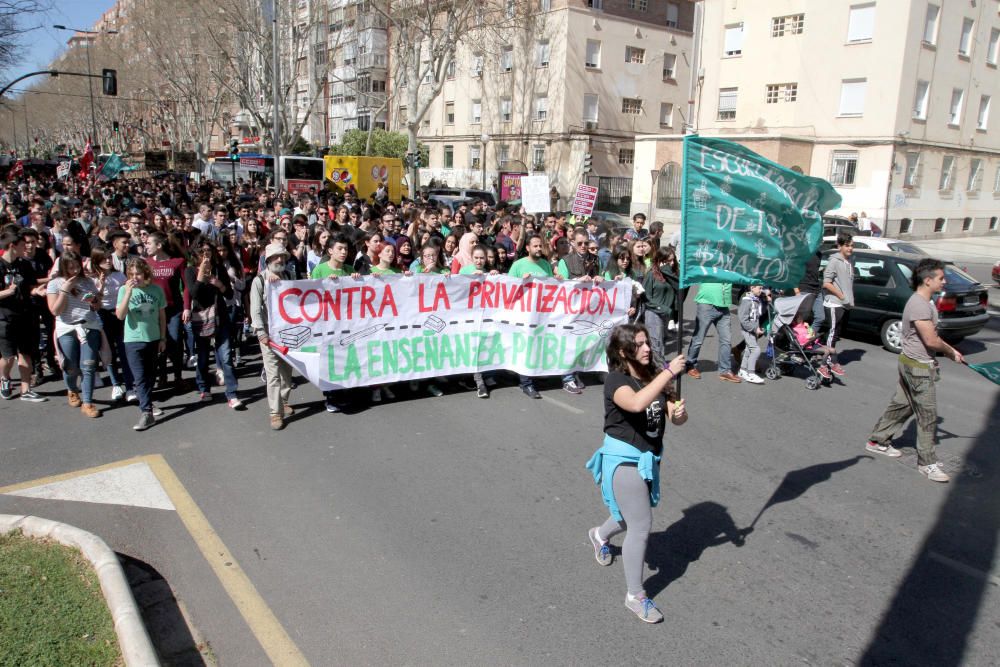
top-left (160, 308), bottom-right (184, 381)
top-left (192, 319), bottom-right (239, 399)
top-left (809, 291), bottom-right (825, 336)
top-left (686, 303), bottom-right (732, 374)
top-left (644, 309), bottom-right (668, 369)
top-left (124, 341), bottom-right (159, 413)
top-left (58, 328), bottom-right (102, 404)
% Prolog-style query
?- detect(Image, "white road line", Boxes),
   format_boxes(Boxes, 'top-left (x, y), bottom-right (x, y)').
top-left (928, 551), bottom-right (1000, 587)
top-left (543, 395), bottom-right (586, 414)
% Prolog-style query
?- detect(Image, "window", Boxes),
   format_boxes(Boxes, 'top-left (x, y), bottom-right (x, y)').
top-left (939, 155), bottom-right (955, 190)
top-left (968, 158), bottom-right (983, 191)
top-left (772, 13), bottom-right (805, 37)
top-left (959, 18), bottom-right (974, 57)
top-left (443, 145), bottom-right (454, 169)
top-left (847, 4), bottom-right (875, 43)
top-left (618, 148), bottom-right (635, 165)
top-left (838, 79), bottom-right (867, 116)
top-left (899, 218), bottom-right (912, 234)
top-left (625, 46), bottom-right (645, 64)
top-left (532, 145), bottom-right (546, 170)
top-left (991, 216), bottom-right (999, 231)
top-left (471, 100), bottom-right (482, 124)
top-left (539, 0), bottom-right (551, 10)
top-left (854, 257), bottom-right (891, 287)
top-left (469, 145), bottom-right (481, 169)
top-left (724, 23), bottom-right (745, 57)
top-left (765, 83), bottom-right (798, 103)
top-left (903, 152), bottom-right (922, 188)
top-left (638, 0), bottom-right (647, 11)
top-left (498, 145), bottom-right (510, 167)
top-left (934, 217), bottom-right (946, 233)
top-left (659, 102), bottom-right (673, 127)
top-left (534, 95), bottom-right (548, 120)
top-left (501, 47), bottom-right (513, 72)
top-left (995, 167), bottom-right (1000, 193)
top-left (622, 97), bottom-right (643, 114)
top-left (978, 95), bottom-right (991, 130)
top-left (536, 40), bottom-right (550, 67)
top-left (662, 52), bottom-right (677, 79)
top-left (923, 4), bottom-right (939, 44)
top-left (913, 80), bottom-right (930, 120)
top-left (587, 0), bottom-right (602, 9)
top-left (962, 217), bottom-right (973, 231)
top-left (585, 39), bottom-right (601, 68)
top-left (989, 29), bottom-right (1000, 66)
top-left (445, 102), bottom-right (455, 125)
top-left (718, 87), bottom-right (738, 120)
top-left (446, 61), bottom-right (456, 80)
top-left (500, 97), bottom-right (512, 122)
top-left (666, 2), bottom-right (679, 28)
top-left (830, 151), bottom-right (858, 186)
top-left (949, 88), bottom-right (965, 126)
top-left (505, 0), bottom-right (516, 19)
top-left (472, 53), bottom-right (484, 77)
top-left (583, 93), bottom-right (599, 123)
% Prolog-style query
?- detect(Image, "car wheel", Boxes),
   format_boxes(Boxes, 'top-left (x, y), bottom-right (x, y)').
top-left (880, 318), bottom-right (902, 354)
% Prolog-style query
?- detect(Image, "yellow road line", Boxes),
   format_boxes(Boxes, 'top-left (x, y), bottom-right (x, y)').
top-left (1, 455), bottom-right (310, 666)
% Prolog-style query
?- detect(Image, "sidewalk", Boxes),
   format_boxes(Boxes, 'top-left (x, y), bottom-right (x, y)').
top-left (908, 236), bottom-right (1000, 265)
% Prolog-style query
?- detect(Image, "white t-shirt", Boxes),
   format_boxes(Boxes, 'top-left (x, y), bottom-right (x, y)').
top-left (46, 277), bottom-right (102, 336)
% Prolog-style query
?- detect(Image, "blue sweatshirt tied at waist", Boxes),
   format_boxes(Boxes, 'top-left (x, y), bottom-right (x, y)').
top-left (585, 434), bottom-right (661, 522)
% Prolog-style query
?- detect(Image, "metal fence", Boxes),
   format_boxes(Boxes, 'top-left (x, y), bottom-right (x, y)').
top-left (584, 175), bottom-right (633, 214)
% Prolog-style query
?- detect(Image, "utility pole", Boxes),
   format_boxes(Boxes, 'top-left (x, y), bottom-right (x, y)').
top-left (267, 0), bottom-right (281, 179)
top-left (53, 25), bottom-right (118, 148)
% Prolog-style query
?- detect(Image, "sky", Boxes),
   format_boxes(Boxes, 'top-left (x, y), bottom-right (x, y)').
top-left (5, 0), bottom-right (117, 95)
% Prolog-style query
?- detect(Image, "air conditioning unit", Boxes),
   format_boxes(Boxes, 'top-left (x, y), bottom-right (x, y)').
top-left (585, 121), bottom-right (598, 131)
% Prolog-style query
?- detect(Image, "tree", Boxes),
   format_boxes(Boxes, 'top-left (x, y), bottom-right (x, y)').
top-left (375, 0), bottom-right (528, 197)
top-left (329, 128), bottom-right (422, 160)
top-left (0, 1), bottom-right (50, 77)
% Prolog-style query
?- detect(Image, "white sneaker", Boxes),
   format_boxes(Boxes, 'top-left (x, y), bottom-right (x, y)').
top-left (111, 385), bottom-right (126, 401)
top-left (745, 372), bottom-right (764, 385)
top-left (918, 463), bottom-right (950, 483)
top-left (186, 355), bottom-right (197, 369)
top-left (126, 390), bottom-right (138, 403)
top-left (667, 320), bottom-right (677, 331)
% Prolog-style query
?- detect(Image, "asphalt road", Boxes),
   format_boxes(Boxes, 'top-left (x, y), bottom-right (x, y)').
top-left (1, 310), bottom-right (998, 665)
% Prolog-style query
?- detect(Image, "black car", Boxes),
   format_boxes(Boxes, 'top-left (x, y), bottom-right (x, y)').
top-left (820, 249), bottom-right (990, 353)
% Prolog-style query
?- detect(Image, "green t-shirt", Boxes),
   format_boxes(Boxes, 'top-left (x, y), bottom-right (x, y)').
top-left (459, 264), bottom-right (485, 275)
top-left (694, 281), bottom-right (733, 308)
top-left (508, 257), bottom-right (554, 278)
top-left (117, 284), bottom-right (166, 343)
top-left (370, 265), bottom-right (400, 275)
top-left (311, 263), bottom-right (349, 278)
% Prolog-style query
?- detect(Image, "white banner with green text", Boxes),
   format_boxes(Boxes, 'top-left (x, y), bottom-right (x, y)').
top-left (267, 274), bottom-right (631, 390)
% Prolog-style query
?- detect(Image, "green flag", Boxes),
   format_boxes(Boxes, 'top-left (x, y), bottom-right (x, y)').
top-left (98, 153), bottom-right (126, 181)
top-left (967, 361), bottom-right (1000, 385)
top-left (679, 135), bottom-right (842, 289)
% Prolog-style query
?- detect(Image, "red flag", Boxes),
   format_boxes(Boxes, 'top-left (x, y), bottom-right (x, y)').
top-left (7, 160), bottom-right (23, 181)
top-left (78, 141), bottom-right (94, 177)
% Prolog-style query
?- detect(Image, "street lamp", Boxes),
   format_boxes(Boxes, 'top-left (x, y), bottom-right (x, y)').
top-left (52, 25), bottom-right (118, 150)
top-left (480, 132), bottom-right (489, 190)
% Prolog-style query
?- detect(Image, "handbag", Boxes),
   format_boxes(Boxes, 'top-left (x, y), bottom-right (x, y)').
top-left (191, 303), bottom-right (217, 338)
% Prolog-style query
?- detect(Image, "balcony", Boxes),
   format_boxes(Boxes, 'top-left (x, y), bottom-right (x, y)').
top-left (358, 91), bottom-right (387, 110)
top-left (356, 52), bottom-right (387, 71)
top-left (357, 13), bottom-right (387, 30)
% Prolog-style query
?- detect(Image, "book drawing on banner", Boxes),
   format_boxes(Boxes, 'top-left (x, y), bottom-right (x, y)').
top-left (679, 135), bottom-right (843, 290)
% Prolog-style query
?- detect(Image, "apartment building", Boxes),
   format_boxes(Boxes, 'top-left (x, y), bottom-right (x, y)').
top-left (632, 0), bottom-right (1000, 238)
top-left (412, 0), bottom-right (694, 208)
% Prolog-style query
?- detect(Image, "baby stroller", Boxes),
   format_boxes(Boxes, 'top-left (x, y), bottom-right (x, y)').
top-left (764, 293), bottom-right (829, 390)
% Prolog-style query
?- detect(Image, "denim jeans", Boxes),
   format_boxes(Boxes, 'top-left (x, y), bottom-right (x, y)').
top-left (58, 328), bottom-right (102, 404)
top-left (159, 308), bottom-right (184, 381)
top-left (124, 341), bottom-right (159, 413)
top-left (644, 309), bottom-right (668, 369)
top-left (98, 309), bottom-right (133, 389)
top-left (686, 303), bottom-right (732, 373)
top-left (809, 291), bottom-right (825, 336)
top-left (192, 319), bottom-right (239, 399)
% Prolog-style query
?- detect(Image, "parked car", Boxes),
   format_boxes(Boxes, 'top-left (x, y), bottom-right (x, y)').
top-left (820, 249), bottom-right (990, 353)
top-left (426, 188), bottom-right (496, 207)
top-left (819, 235), bottom-right (928, 255)
top-left (427, 195), bottom-right (474, 215)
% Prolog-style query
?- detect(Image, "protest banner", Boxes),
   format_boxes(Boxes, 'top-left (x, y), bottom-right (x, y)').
top-left (56, 161), bottom-right (71, 179)
top-left (679, 135), bottom-right (842, 289)
top-left (520, 175), bottom-right (551, 213)
top-left (571, 183), bottom-right (598, 217)
top-left (267, 274), bottom-right (631, 390)
top-left (966, 361), bottom-right (1000, 385)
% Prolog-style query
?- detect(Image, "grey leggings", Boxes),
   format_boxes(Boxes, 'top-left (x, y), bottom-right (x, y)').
top-left (597, 463), bottom-right (653, 597)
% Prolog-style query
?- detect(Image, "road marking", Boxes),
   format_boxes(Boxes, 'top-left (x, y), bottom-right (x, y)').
top-left (1, 455), bottom-right (310, 666)
top-left (2, 461), bottom-right (175, 510)
top-left (542, 395), bottom-right (585, 414)
top-left (928, 551), bottom-right (1000, 587)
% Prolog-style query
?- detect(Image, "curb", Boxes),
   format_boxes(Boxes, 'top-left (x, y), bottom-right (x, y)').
top-left (0, 514), bottom-right (160, 667)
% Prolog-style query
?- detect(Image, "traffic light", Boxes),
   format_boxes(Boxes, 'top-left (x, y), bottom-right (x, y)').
top-left (413, 152), bottom-right (422, 168)
top-left (112, 121), bottom-right (120, 133)
top-left (583, 152), bottom-right (593, 174)
top-left (102, 69), bottom-right (118, 96)
top-left (230, 138), bottom-right (240, 161)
